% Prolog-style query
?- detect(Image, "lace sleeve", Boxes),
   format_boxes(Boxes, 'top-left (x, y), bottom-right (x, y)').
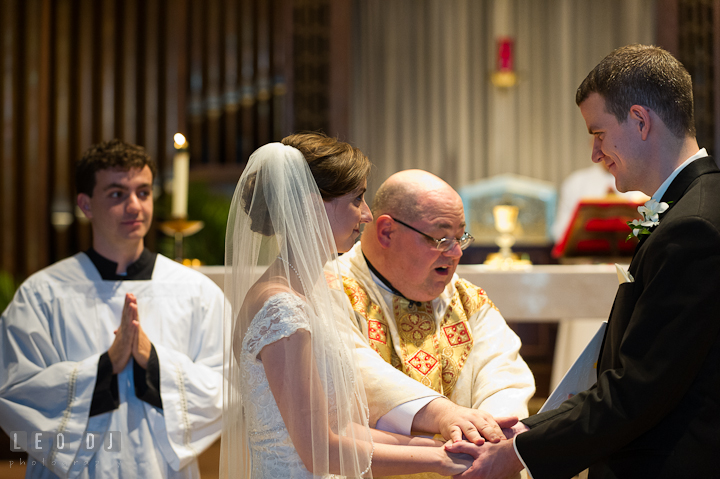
top-left (243, 293), bottom-right (311, 358)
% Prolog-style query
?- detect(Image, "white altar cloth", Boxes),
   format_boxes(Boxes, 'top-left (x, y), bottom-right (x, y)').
top-left (198, 264), bottom-right (620, 391)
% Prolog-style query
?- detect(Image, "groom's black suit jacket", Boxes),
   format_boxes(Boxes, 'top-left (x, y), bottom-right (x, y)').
top-left (516, 157), bottom-right (720, 479)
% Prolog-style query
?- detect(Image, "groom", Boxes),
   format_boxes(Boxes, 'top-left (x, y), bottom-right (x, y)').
top-left (453, 44), bottom-right (720, 478)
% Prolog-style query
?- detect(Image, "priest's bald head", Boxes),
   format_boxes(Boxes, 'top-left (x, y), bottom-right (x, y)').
top-left (360, 169), bottom-right (473, 302)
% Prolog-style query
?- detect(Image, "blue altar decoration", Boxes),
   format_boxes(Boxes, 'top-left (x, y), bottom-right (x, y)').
top-left (459, 174), bottom-right (557, 245)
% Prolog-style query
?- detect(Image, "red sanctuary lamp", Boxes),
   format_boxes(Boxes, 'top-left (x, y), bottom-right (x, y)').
top-left (491, 37), bottom-right (517, 88)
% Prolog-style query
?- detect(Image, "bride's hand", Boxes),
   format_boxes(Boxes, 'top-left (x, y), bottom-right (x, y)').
top-left (435, 440), bottom-right (479, 476)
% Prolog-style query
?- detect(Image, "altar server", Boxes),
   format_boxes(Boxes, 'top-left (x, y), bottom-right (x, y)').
top-left (0, 139), bottom-right (224, 478)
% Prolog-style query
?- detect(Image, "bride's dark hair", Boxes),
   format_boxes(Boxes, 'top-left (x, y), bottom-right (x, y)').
top-left (240, 170), bottom-right (275, 236)
top-left (242, 133), bottom-right (371, 236)
top-left (282, 132), bottom-right (371, 199)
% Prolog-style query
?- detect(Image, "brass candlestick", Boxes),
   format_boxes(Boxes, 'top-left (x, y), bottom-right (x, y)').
top-left (161, 133), bottom-right (203, 263)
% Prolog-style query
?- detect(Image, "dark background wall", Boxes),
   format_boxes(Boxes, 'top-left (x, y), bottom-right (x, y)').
top-left (0, 0), bottom-right (353, 281)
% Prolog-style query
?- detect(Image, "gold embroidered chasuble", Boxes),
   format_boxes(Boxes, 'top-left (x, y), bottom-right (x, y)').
top-left (343, 276), bottom-right (497, 397)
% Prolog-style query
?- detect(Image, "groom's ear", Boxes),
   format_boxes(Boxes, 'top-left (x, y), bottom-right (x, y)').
top-left (374, 215), bottom-right (395, 248)
top-left (629, 104), bottom-right (651, 141)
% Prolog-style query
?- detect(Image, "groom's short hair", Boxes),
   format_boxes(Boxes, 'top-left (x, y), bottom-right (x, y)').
top-left (576, 44), bottom-right (695, 139)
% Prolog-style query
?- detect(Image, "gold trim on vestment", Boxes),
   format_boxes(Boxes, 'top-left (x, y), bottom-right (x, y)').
top-left (343, 277), bottom-right (497, 396)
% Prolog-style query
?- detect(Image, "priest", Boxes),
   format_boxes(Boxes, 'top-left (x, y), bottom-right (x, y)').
top-left (337, 169), bottom-right (535, 478)
top-left (0, 139), bottom-right (224, 478)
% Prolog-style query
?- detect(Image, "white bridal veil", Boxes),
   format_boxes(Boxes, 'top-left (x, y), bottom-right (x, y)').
top-left (220, 143), bottom-right (374, 478)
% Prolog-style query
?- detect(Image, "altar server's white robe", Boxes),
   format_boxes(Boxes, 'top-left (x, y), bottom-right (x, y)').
top-left (0, 253), bottom-right (224, 478)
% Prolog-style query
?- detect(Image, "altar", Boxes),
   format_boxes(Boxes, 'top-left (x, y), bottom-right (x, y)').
top-left (198, 263), bottom-right (620, 392)
top-left (453, 263), bottom-right (618, 320)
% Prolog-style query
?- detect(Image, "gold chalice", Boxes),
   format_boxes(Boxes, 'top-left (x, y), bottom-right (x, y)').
top-left (484, 205), bottom-right (531, 269)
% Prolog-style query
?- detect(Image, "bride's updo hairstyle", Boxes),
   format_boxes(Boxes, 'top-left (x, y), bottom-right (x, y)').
top-left (242, 132), bottom-right (371, 236)
top-left (282, 132), bottom-right (371, 200)
top-left (240, 169), bottom-right (276, 236)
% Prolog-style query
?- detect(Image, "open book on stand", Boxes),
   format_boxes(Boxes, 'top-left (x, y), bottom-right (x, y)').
top-left (539, 321), bottom-right (608, 413)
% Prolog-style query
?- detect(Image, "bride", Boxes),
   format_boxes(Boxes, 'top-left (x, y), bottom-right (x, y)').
top-left (220, 133), bottom-right (479, 478)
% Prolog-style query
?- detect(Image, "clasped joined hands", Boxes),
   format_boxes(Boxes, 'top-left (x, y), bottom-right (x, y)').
top-left (444, 418), bottom-right (529, 479)
top-left (107, 293), bottom-right (153, 374)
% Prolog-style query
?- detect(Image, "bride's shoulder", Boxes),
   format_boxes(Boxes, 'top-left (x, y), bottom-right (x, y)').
top-left (241, 287), bottom-right (310, 356)
top-left (256, 290), bottom-right (305, 317)
top-left (243, 282), bottom-right (308, 328)
top-left (245, 282), bottom-right (304, 317)
top-left (240, 281), bottom-right (302, 320)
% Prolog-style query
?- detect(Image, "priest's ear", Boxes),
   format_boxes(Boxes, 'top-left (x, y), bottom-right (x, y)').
top-left (374, 215), bottom-right (395, 248)
top-left (77, 193), bottom-right (93, 220)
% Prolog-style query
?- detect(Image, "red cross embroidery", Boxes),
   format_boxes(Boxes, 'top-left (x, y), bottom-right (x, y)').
top-left (408, 350), bottom-right (438, 375)
top-left (443, 323), bottom-right (471, 346)
top-left (368, 320), bottom-right (387, 344)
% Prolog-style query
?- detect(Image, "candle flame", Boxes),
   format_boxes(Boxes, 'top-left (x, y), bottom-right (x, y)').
top-left (174, 133), bottom-right (188, 149)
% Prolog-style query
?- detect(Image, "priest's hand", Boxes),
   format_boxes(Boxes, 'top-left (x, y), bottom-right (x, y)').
top-left (108, 293), bottom-right (138, 374)
top-left (412, 397), bottom-right (515, 445)
top-left (446, 438), bottom-right (524, 479)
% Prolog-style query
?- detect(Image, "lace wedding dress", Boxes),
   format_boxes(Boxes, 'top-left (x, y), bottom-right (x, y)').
top-left (240, 292), bottom-right (343, 479)
top-left (223, 141), bottom-right (373, 478)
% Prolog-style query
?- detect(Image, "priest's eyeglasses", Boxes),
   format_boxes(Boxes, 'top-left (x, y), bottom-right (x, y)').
top-left (390, 216), bottom-right (475, 253)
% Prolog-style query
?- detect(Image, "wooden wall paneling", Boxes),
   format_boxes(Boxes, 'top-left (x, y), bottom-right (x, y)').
top-left (696, 0), bottom-right (715, 155)
top-left (656, 0), bottom-right (679, 54)
top-left (224, 0), bottom-right (239, 165)
top-left (138, 0), bottom-right (163, 255)
top-left (74, 0), bottom-right (95, 252)
top-left (206, 0), bottom-right (222, 166)
top-left (0, 0), bottom-right (17, 275)
top-left (676, 0), bottom-right (715, 156)
top-left (188, 0), bottom-right (205, 166)
top-left (154, 0), bottom-right (167, 182)
top-left (121, 0), bottom-right (138, 143)
top-left (134, 0), bottom-right (147, 147)
top-left (76, 0), bottom-right (94, 153)
top-left (71, 0), bottom-right (99, 251)
top-left (148, 0), bottom-right (165, 252)
top-left (165, 0), bottom-right (187, 160)
top-left (22, 0), bottom-right (52, 275)
top-left (240, 0), bottom-right (256, 161)
top-left (0, 0), bottom-right (300, 275)
top-left (100, 0), bottom-right (116, 141)
top-left (53, 0), bottom-right (73, 261)
top-left (38, 0), bottom-right (52, 269)
top-left (293, 0), bottom-right (331, 134)
top-left (715, 0), bottom-right (720, 160)
top-left (143, 0), bottom-right (161, 168)
top-left (154, 0), bottom-right (188, 248)
top-left (256, 0), bottom-right (271, 145)
top-left (272, 0), bottom-right (292, 140)
top-left (328, 0), bottom-right (350, 140)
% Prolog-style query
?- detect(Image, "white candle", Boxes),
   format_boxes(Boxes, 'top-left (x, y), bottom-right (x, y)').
top-left (172, 133), bottom-right (189, 219)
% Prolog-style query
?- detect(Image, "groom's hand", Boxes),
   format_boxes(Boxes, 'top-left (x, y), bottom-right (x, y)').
top-left (412, 398), bottom-right (516, 444)
top-left (502, 420), bottom-right (530, 440)
top-left (446, 439), bottom-right (524, 479)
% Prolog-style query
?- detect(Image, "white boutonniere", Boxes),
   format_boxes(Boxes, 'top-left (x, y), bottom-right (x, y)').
top-left (626, 199), bottom-right (670, 240)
